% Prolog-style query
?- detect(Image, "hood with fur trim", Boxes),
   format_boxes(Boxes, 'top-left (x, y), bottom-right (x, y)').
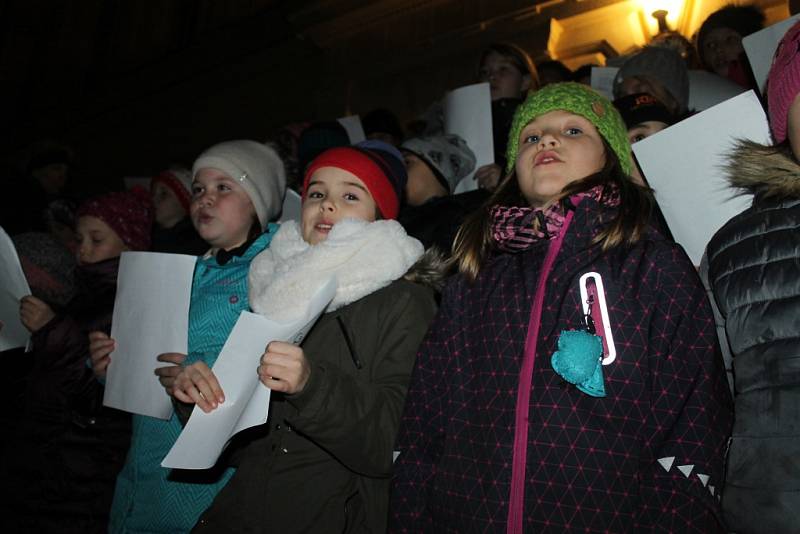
top-left (725, 140), bottom-right (800, 200)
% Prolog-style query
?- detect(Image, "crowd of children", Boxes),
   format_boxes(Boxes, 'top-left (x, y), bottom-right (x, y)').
top-left (1, 4), bottom-right (799, 533)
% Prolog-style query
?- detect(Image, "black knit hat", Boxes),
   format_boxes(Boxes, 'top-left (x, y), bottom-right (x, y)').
top-left (697, 5), bottom-right (765, 63)
top-left (613, 93), bottom-right (676, 129)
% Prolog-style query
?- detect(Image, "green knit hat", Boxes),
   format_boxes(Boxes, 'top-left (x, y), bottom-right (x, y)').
top-left (505, 82), bottom-right (632, 176)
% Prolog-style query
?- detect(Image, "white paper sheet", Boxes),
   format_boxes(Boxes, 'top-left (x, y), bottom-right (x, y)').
top-left (445, 83), bottom-right (494, 193)
top-left (338, 115), bottom-right (366, 144)
top-left (0, 227), bottom-right (32, 351)
top-left (279, 189), bottom-right (302, 223)
top-left (743, 14), bottom-right (800, 96)
top-left (632, 91), bottom-right (769, 265)
top-left (590, 67), bottom-right (619, 101)
top-left (162, 276), bottom-right (337, 469)
top-left (688, 70), bottom-right (745, 112)
top-left (104, 252), bottom-right (196, 419)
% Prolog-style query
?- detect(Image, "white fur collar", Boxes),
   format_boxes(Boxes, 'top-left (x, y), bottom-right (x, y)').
top-left (248, 219), bottom-right (423, 322)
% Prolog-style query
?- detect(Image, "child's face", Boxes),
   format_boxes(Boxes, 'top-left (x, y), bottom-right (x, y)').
top-left (403, 152), bottom-right (447, 207)
top-left (301, 167), bottom-right (378, 245)
top-left (190, 168), bottom-right (256, 251)
top-left (702, 27), bottom-right (744, 77)
top-left (515, 110), bottom-right (606, 209)
top-left (479, 51), bottom-right (530, 101)
top-left (151, 181), bottom-right (186, 228)
top-left (627, 120), bottom-right (669, 144)
top-left (76, 216), bottom-right (128, 265)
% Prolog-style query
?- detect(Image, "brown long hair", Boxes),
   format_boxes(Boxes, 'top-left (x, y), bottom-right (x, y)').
top-left (452, 141), bottom-right (654, 281)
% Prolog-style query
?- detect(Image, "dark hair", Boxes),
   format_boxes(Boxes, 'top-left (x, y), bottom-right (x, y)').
top-left (478, 42), bottom-right (541, 90)
top-left (697, 4), bottom-right (765, 64)
top-left (536, 60), bottom-right (573, 84)
top-left (452, 140), bottom-right (654, 280)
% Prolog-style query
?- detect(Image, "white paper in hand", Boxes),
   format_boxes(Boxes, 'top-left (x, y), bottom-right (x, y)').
top-left (445, 83), bottom-right (494, 193)
top-left (633, 91), bottom-right (770, 265)
top-left (162, 275), bottom-right (337, 470)
top-left (104, 252), bottom-right (196, 419)
top-left (0, 227), bottom-right (32, 351)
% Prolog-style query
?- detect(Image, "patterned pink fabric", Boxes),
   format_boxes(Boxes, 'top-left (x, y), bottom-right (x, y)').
top-left (490, 186), bottom-right (614, 253)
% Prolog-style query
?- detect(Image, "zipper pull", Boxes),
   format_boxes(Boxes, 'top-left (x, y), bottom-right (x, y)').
top-left (584, 294), bottom-right (596, 335)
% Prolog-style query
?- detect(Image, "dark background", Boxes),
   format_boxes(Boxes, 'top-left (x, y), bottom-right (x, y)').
top-left (1, 0), bottom-right (621, 191)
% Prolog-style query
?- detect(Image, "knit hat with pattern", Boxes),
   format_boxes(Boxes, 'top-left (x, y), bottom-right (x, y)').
top-left (193, 140), bottom-right (287, 229)
top-left (505, 82), bottom-right (632, 175)
top-left (303, 143), bottom-right (408, 219)
top-left (77, 188), bottom-right (152, 251)
top-left (150, 167), bottom-right (192, 212)
top-left (767, 19), bottom-right (800, 143)
top-left (401, 134), bottom-right (477, 192)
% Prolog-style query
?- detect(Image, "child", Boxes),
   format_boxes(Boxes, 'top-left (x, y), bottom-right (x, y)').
top-left (476, 42), bottom-right (540, 191)
top-left (705, 20), bottom-right (800, 533)
top-left (697, 4), bottom-right (764, 88)
top-left (398, 133), bottom-right (477, 252)
top-left (89, 140), bottom-right (286, 533)
top-left (150, 167), bottom-right (208, 255)
top-left (171, 142), bottom-right (439, 533)
top-left (390, 83), bottom-right (732, 532)
top-left (4, 190), bottom-right (150, 533)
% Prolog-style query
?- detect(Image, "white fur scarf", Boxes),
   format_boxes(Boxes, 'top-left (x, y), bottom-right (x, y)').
top-left (248, 219), bottom-right (423, 323)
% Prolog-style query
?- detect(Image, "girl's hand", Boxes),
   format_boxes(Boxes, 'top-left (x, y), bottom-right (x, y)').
top-left (172, 362), bottom-right (225, 413)
top-left (155, 353), bottom-right (187, 397)
top-left (88, 331), bottom-right (115, 378)
top-left (475, 163), bottom-right (502, 191)
top-left (258, 341), bottom-right (311, 395)
top-left (19, 295), bottom-right (55, 333)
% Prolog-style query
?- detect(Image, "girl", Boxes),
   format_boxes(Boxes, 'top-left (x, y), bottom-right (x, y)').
top-left (390, 83), bottom-right (733, 533)
top-left (171, 142), bottom-right (439, 533)
top-left (706, 20), bottom-right (800, 533)
top-left (89, 140), bottom-right (286, 533)
top-left (4, 190), bottom-right (150, 533)
top-left (150, 167), bottom-right (208, 255)
top-left (475, 42), bottom-right (540, 191)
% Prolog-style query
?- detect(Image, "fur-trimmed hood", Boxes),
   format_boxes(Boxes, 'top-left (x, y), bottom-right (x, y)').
top-left (725, 139), bottom-right (800, 200)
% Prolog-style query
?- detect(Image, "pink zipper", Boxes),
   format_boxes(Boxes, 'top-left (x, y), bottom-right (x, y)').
top-left (506, 209), bottom-right (576, 534)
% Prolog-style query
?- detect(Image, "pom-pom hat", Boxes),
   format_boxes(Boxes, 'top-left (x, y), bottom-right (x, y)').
top-left (767, 19), bottom-right (800, 144)
top-left (505, 82), bottom-right (632, 175)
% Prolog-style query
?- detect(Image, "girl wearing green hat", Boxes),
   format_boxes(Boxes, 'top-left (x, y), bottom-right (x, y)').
top-left (390, 82), bottom-right (732, 533)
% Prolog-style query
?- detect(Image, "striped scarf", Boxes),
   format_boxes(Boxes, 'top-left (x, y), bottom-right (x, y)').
top-left (491, 186), bottom-right (613, 253)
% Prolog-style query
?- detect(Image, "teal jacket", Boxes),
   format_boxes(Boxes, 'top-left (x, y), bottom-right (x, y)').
top-left (110, 226), bottom-right (277, 533)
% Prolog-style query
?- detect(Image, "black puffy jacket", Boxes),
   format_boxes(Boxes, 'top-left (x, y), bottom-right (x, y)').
top-left (706, 140), bottom-right (800, 533)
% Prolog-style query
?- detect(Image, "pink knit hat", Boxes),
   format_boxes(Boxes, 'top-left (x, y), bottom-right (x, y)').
top-left (77, 188), bottom-right (153, 251)
top-left (767, 19), bottom-right (800, 143)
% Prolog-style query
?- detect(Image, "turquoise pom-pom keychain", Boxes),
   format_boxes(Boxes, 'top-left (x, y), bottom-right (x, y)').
top-left (551, 330), bottom-right (605, 397)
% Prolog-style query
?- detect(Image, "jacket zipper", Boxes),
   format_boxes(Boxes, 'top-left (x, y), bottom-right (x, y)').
top-left (507, 209), bottom-right (576, 534)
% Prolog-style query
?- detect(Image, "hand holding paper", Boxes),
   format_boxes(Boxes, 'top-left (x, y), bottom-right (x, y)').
top-left (259, 341), bottom-right (311, 394)
top-left (104, 251), bottom-right (196, 419)
top-left (161, 276), bottom-right (336, 470)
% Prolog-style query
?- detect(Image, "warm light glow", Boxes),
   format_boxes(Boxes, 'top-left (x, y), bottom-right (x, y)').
top-left (638, 0), bottom-right (685, 34)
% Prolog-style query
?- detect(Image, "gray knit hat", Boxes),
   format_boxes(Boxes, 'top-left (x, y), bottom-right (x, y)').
top-left (613, 47), bottom-right (689, 112)
top-left (192, 140), bottom-right (287, 229)
top-left (400, 134), bottom-right (477, 192)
